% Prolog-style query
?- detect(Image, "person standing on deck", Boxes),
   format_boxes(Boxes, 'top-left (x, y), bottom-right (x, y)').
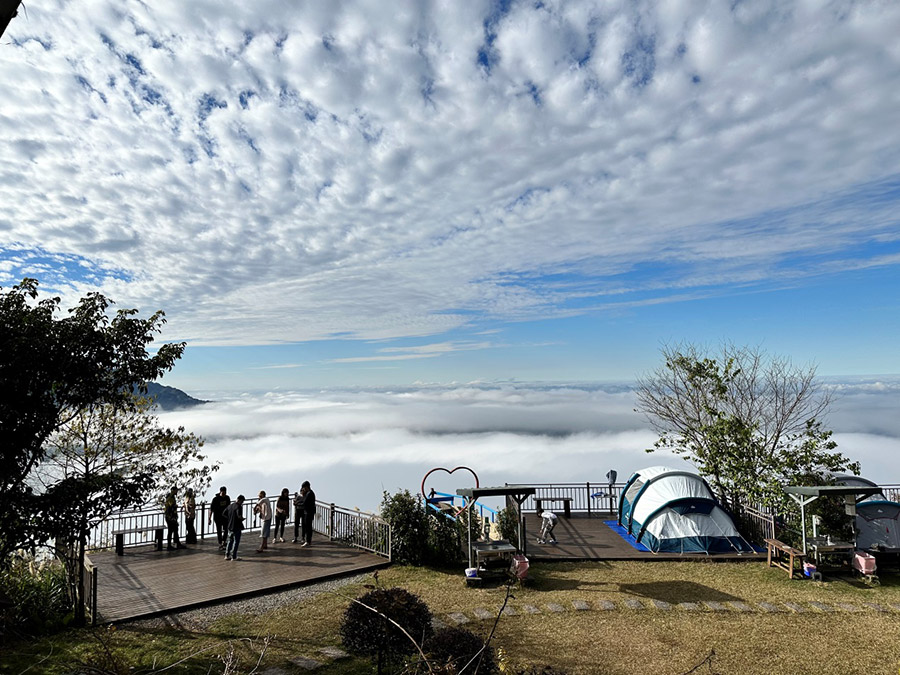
top-left (274, 488), bottom-right (290, 543)
top-left (224, 494), bottom-right (245, 560)
top-left (300, 480), bottom-right (316, 547)
top-left (254, 490), bottom-right (272, 553)
top-left (164, 487), bottom-right (186, 550)
top-left (209, 486), bottom-right (230, 549)
top-left (183, 488), bottom-right (197, 545)
top-left (292, 486), bottom-right (305, 543)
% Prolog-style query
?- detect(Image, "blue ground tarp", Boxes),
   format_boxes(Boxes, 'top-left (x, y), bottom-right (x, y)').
top-left (603, 520), bottom-right (651, 552)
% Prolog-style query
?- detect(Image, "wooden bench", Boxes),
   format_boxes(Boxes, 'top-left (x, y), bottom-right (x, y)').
top-left (113, 526), bottom-right (165, 555)
top-left (764, 538), bottom-right (805, 579)
top-left (535, 496), bottom-right (573, 519)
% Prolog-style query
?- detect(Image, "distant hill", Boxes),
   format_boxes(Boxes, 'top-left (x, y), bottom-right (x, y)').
top-left (140, 382), bottom-right (208, 410)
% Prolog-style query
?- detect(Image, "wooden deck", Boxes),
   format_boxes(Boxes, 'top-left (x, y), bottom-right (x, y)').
top-left (522, 513), bottom-right (766, 562)
top-left (88, 534), bottom-right (389, 623)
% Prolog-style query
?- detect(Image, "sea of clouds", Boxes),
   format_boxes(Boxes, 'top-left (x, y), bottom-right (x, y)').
top-left (157, 380), bottom-right (900, 512)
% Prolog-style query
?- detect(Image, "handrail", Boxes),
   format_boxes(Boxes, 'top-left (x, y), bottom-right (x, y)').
top-left (89, 493), bottom-right (391, 559)
top-left (426, 490), bottom-right (498, 522)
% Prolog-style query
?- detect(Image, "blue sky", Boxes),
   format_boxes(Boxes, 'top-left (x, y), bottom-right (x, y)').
top-left (2, 1), bottom-right (900, 392)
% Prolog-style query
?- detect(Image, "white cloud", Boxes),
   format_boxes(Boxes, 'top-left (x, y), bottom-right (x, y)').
top-left (1, 2), bottom-right (899, 346)
top-left (158, 382), bottom-right (900, 511)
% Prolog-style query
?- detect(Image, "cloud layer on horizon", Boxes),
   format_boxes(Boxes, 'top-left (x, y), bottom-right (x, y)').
top-left (2, 1), bottom-right (900, 347)
top-left (158, 382), bottom-right (900, 510)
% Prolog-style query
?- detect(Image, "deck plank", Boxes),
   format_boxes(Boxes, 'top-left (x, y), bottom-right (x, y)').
top-left (524, 513), bottom-right (765, 561)
top-left (89, 534), bottom-right (388, 623)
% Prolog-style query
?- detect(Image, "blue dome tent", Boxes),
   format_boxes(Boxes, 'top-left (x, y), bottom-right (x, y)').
top-left (617, 466), bottom-right (753, 554)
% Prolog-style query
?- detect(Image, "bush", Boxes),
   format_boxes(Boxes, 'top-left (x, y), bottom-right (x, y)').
top-left (426, 626), bottom-right (498, 674)
top-left (0, 553), bottom-right (71, 636)
top-left (497, 507), bottom-right (520, 548)
top-left (381, 490), bottom-right (429, 565)
top-left (426, 509), bottom-right (465, 567)
top-left (340, 587), bottom-right (434, 672)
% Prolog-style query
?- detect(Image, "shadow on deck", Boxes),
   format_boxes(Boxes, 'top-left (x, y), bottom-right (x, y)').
top-left (88, 535), bottom-right (389, 623)
top-left (523, 512), bottom-right (766, 562)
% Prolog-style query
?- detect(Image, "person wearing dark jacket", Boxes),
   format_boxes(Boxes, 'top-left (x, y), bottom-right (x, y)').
top-left (300, 481), bottom-right (316, 547)
top-left (292, 487), bottom-right (305, 543)
top-left (224, 495), bottom-right (246, 561)
top-left (209, 486), bottom-right (230, 549)
top-left (164, 487), bottom-right (186, 550)
top-left (274, 488), bottom-right (290, 543)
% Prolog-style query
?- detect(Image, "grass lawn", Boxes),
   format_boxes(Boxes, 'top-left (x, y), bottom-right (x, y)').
top-left (2, 560), bottom-right (899, 674)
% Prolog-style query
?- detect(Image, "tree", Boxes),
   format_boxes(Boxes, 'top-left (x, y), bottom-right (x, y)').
top-left (33, 396), bottom-right (215, 624)
top-left (635, 343), bottom-right (859, 510)
top-left (0, 278), bottom-right (184, 562)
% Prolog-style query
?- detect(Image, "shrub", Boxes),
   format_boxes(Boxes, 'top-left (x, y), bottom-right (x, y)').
top-left (497, 506), bottom-right (520, 548)
top-left (340, 587), bottom-right (434, 673)
top-left (426, 509), bottom-right (465, 567)
top-left (0, 553), bottom-right (71, 636)
top-left (381, 490), bottom-right (428, 565)
top-left (426, 626), bottom-right (498, 674)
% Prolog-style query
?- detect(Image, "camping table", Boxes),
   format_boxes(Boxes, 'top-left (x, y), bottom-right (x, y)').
top-left (473, 540), bottom-right (516, 565)
top-left (807, 537), bottom-right (854, 570)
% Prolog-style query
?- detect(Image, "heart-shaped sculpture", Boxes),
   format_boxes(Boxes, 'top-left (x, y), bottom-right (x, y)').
top-left (421, 466), bottom-right (480, 517)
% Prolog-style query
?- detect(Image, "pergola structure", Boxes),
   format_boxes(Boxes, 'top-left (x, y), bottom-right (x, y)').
top-left (784, 485), bottom-right (883, 554)
top-left (456, 485), bottom-right (535, 569)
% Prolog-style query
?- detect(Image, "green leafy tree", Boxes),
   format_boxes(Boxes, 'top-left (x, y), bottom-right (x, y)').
top-left (33, 396), bottom-right (215, 624)
top-left (0, 278), bottom-right (183, 562)
top-left (636, 343), bottom-right (859, 510)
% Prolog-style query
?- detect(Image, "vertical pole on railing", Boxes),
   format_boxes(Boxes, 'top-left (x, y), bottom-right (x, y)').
top-left (586, 482), bottom-right (591, 517)
top-left (329, 503), bottom-right (335, 541)
top-left (90, 566), bottom-right (98, 627)
top-left (200, 502), bottom-right (206, 540)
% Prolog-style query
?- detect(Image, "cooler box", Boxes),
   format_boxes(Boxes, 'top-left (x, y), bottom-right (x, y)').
top-left (510, 554), bottom-right (529, 580)
top-left (853, 551), bottom-right (876, 575)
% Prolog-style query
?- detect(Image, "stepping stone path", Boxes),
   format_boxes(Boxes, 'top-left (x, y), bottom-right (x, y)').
top-left (678, 602), bottom-right (700, 611)
top-left (836, 603), bottom-right (860, 612)
top-left (522, 604), bottom-right (542, 614)
top-left (651, 599), bottom-right (672, 611)
top-left (727, 601), bottom-right (752, 612)
top-left (447, 612), bottom-right (470, 625)
top-left (624, 598), bottom-right (643, 610)
top-left (890, 603), bottom-right (900, 612)
top-left (808, 602), bottom-right (832, 612)
top-left (784, 603), bottom-right (807, 613)
top-left (757, 602), bottom-right (780, 613)
top-left (862, 602), bottom-right (887, 612)
top-left (502, 606), bottom-right (517, 616)
top-left (473, 607), bottom-right (493, 620)
top-left (289, 656), bottom-right (323, 671)
top-left (432, 617), bottom-right (447, 629)
top-left (573, 600), bottom-right (590, 611)
top-left (546, 603), bottom-right (566, 613)
top-left (318, 647), bottom-right (348, 660)
top-left (598, 599), bottom-right (616, 610)
top-left (702, 601), bottom-right (727, 612)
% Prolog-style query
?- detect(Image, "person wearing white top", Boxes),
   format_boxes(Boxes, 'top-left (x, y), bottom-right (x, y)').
top-left (538, 510), bottom-right (558, 544)
top-left (254, 491), bottom-right (272, 553)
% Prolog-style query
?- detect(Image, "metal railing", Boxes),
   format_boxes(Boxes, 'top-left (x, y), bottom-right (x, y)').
top-left (88, 494), bottom-right (391, 559)
top-left (505, 482), bottom-right (624, 516)
top-left (83, 557), bottom-right (98, 627)
top-left (425, 491), bottom-right (499, 522)
top-left (318, 502), bottom-right (391, 558)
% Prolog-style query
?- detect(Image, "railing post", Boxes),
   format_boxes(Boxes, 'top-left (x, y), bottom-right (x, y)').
top-left (586, 482), bottom-right (591, 517)
top-left (329, 503), bottom-right (335, 541)
top-left (200, 502), bottom-right (206, 540)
